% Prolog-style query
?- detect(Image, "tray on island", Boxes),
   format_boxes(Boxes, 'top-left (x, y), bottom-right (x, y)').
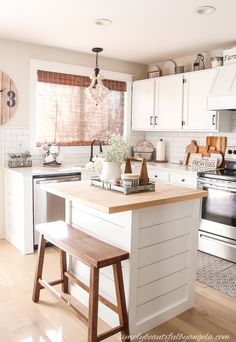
top-left (90, 177), bottom-right (155, 195)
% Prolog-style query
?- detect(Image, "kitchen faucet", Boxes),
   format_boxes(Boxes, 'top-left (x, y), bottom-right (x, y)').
top-left (90, 139), bottom-right (103, 162)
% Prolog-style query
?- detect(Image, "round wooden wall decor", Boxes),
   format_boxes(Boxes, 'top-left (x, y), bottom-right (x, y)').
top-left (0, 71), bottom-right (18, 125)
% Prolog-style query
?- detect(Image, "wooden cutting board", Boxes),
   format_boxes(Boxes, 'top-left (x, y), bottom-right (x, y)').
top-left (185, 140), bottom-right (198, 153)
top-left (206, 136), bottom-right (227, 153)
top-left (198, 145), bottom-right (208, 154)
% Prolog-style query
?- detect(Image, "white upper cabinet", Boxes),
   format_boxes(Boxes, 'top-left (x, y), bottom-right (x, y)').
top-left (132, 78), bottom-right (155, 130)
top-left (182, 69), bottom-right (218, 131)
top-left (132, 75), bottom-right (183, 131)
top-left (182, 69), bottom-right (231, 131)
top-left (155, 74), bottom-right (183, 130)
top-left (132, 68), bottom-right (232, 132)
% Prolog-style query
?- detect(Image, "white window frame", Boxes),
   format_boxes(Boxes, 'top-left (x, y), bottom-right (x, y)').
top-left (29, 59), bottom-right (132, 153)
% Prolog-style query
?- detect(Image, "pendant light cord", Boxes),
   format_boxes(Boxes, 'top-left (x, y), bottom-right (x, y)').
top-left (94, 52), bottom-right (100, 77)
top-left (96, 52), bottom-right (98, 68)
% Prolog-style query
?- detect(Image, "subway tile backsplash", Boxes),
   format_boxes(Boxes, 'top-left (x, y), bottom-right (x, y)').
top-left (3, 128), bottom-right (89, 166)
top-left (3, 127), bottom-right (145, 166)
top-left (3, 112), bottom-right (236, 166)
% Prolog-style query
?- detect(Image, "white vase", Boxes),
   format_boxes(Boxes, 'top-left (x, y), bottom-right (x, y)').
top-left (100, 161), bottom-right (121, 183)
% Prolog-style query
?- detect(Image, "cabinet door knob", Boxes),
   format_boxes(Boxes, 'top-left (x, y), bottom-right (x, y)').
top-left (155, 175), bottom-right (158, 178)
top-left (181, 179), bottom-right (185, 182)
top-left (150, 116), bottom-right (153, 126)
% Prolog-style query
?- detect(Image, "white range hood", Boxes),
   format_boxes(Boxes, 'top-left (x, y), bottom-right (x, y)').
top-left (208, 64), bottom-right (236, 110)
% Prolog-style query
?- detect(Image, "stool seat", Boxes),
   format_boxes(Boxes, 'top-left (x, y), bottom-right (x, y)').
top-left (36, 221), bottom-right (129, 268)
top-left (32, 220), bottom-right (130, 342)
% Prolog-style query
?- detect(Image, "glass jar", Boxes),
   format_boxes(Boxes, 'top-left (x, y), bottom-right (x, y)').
top-left (193, 54), bottom-right (205, 71)
top-left (210, 56), bottom-right (223, 68)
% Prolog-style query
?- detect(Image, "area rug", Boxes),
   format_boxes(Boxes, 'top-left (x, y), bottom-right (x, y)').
top-left (196, 251), bottom-right (236, 297)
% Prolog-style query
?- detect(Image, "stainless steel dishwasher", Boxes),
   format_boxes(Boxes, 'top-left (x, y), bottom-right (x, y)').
top-left (33, 172), bottom-right (81, 248)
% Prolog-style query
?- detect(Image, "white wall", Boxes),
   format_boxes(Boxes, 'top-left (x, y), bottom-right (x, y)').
top-left (0, 37), bottom-right (147, 238)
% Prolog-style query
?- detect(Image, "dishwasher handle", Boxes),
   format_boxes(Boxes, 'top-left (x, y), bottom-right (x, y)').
top-left (35, 176), bottom-right (81, 184)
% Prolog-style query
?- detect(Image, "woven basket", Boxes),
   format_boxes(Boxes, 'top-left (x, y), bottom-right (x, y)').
top-left (133, 151), bottom-right (153, 161)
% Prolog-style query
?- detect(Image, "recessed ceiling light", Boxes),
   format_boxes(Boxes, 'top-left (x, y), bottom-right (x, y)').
top-left (95, 18), bottom-right (112, 26)
top-left (196, 6), bottom-right (216, 15)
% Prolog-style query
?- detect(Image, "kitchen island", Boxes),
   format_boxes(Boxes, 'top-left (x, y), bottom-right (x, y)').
top-left (41, 181), bottom-right (206, 335)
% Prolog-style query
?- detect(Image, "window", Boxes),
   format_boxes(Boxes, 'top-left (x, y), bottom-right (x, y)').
top-left (35, 70), bottom-right (127, 146)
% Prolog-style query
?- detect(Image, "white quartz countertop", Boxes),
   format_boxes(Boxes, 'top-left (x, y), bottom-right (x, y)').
top-left (4, 164), bottom-right (86, 176)
top-left (4, 161), bottom-right (212, 177)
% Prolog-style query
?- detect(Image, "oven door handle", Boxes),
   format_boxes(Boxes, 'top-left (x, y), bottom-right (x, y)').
top-left (199, 182), bottom-right (236, 193)
top-left (200, 233), bottom-right (236, 247)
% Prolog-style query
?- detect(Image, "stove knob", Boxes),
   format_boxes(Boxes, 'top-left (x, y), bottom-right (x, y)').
top-left (234, 150), bottom-right (236, 155)
top-left (228, 149), bottom-right (233, 154)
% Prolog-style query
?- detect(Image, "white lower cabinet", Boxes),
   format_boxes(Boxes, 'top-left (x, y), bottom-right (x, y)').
top-left (5, 170), bottom-right (33, 254)
top-left (148, 168), bottom-right (170, 183)
top-left (169, 171), bottom-right (197, 188)
top-left (148, 166), bottom-right (197, 188)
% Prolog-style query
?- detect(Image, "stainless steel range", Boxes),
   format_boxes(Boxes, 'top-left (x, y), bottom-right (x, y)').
top-left (197, 146), bottom-right (236, 263)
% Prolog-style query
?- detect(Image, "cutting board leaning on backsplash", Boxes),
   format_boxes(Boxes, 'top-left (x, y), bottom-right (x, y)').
top-left (183, 140), bottom-right (198, 165)
top-left (206, 136), bottom-right (227, 153)
top-left (183, 137), bottom-right (227, 167)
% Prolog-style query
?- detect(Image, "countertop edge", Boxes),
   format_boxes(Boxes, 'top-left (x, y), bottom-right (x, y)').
top-left (105, 191), bottom-right (207, 214)
top-left (41, 182), bottom-right (207, 214)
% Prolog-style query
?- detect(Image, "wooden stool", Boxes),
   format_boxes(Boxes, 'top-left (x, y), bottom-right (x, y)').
top-left (32, 221), bottom-right (130, 342)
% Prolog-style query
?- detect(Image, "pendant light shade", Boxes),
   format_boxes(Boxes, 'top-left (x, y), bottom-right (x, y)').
top-left (86, 47), bottom-right (109, 106)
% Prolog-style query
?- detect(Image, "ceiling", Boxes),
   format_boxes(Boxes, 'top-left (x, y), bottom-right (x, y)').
top-left (0, 0), bottom-right (236, 64)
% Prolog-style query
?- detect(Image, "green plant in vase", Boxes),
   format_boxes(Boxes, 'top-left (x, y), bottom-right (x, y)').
top-left (100, 135), bottom-right (129, 183)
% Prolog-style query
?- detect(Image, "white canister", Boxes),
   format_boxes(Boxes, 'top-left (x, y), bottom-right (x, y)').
top-left (121, 173), bottom-right (140, 188)
top-left (156, 139), bottom-right (165, 161)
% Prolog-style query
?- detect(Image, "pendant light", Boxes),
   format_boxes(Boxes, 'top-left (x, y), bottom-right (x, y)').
top-left (86, 47), bottom-right (109, 106)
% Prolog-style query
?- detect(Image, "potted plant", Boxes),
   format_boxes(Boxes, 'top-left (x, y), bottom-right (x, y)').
top-left (100, 135), bottom-right (129, 183)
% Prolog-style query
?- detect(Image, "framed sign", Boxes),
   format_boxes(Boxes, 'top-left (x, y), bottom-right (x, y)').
top-left (191, 157), bottom-right (217, 169)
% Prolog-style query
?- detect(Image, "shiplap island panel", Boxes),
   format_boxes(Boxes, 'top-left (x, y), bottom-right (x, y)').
top-left (42, 181), bottom-right (206, 335)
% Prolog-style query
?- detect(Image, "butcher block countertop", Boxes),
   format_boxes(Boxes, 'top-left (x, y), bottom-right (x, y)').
top-left (42, 181), bottom-right (207, 214)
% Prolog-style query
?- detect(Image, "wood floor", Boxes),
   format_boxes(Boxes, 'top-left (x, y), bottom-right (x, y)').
top-left (0, 239), bottom-right (235, 342)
